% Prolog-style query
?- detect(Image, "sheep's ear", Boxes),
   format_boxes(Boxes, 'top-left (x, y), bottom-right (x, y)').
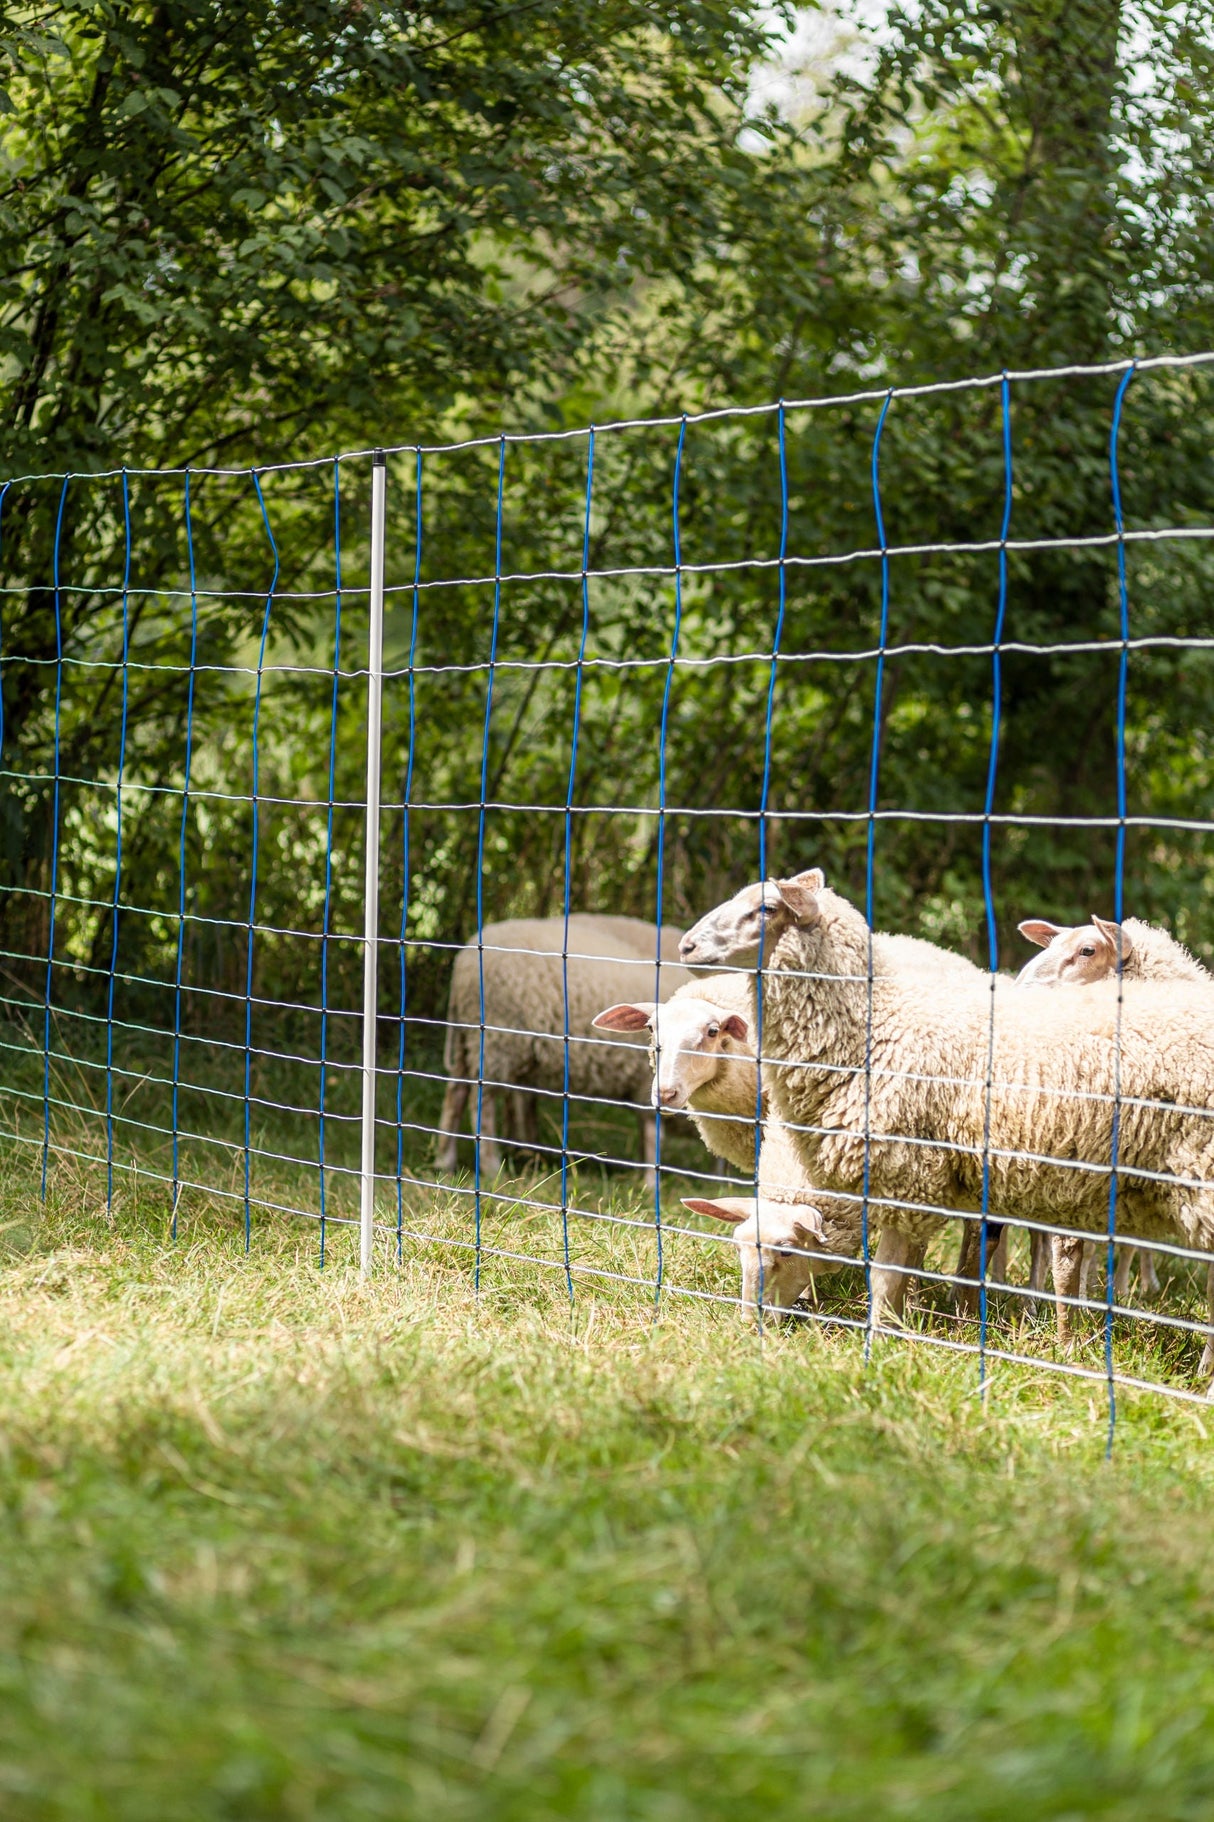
top-left (1092, 915), bottom-right (1133, 964)
top-left (773, 877), bottom-right (821, 924)
top-left (1018, 919), bottom-right (1064, 949)
top-left (682, 1196), bottom-right (751, 1225)
top-left (722, 1013), bottom-right (749, 1042)
top-left (788, 866), bottom-right (826, 894)
top-left (593, 1002), bottom-right (655, 1031)
top-left (789, 1207), bottom-right (826, 1246)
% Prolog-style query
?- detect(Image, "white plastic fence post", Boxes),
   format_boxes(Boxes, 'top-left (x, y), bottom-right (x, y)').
top-left (360, 448), bottom-right (387, 1275)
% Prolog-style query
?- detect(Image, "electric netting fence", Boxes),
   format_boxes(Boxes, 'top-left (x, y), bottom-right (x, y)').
top-left (7, 350), bottom-right (1214, 1438)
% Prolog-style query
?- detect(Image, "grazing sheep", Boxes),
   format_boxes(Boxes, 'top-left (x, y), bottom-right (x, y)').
top-left (437, 915), bottom-right (690, 1181)
top-left (679, 870), bottom-right (1214, 1384)
top-left (682, 1117), bottom-right (838, 1310)
top-left (1018, 913), bottom-right (1212, 1311)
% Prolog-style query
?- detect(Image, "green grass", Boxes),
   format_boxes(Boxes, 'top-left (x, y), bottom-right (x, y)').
top-left (2, 1140), bottom-right (1214, 1820)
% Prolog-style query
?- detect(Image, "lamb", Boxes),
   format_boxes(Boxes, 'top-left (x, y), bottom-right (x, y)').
top-left (437, 915), bottom-right (690, 1182)
top-left (1017, 913), bottom-right (1212, 1312)
top-left (679, 869), bottom-right (1214, 1385)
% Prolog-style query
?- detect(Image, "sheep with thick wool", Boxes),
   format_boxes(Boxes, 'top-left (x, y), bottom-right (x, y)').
top-left (680, 869), bottom-right (1214, 1383)
top-left (1016, 911), bottom-right (1212, 1317)
top-left (438, 915), bottom-right (689, 1180)
top-left (595, 930), bottom-right (984, 1176)
top-left (598, 924), bottom-right (995, 1311)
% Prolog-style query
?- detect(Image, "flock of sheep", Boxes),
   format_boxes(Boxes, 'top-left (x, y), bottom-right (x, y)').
top-left (437, 875), bottom-right (1214, 1391)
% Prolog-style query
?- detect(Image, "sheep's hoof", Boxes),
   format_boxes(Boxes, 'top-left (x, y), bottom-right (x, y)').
top-left (1199, 1339), bottom-right (1214, 1380)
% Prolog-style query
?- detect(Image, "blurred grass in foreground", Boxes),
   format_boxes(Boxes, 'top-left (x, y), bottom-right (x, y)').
top-left (0, 1137), bottom-right (1211, 1818)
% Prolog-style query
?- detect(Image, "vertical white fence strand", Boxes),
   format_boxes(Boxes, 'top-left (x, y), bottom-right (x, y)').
top-left (360, 449), bottom-right (387, 1274)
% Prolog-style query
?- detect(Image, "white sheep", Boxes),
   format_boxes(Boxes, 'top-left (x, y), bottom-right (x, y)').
top-left (598, 925), bottom-right (998, 1311)
top-left (682, 1117), bottom-right (839, 1310)
top-left (595, 931), bottom-right (985, 1177)
top-left (437, 915), bottom-right (689, 1182)
top-left (679, 870), bottom-right (1214, 1384)
top-left (593, 971), bottom-right (762, 1174)
top-left (1017, 914), bottom-right (1212, 1313)
top-left (1017, 915), bottom-right (1209, 988)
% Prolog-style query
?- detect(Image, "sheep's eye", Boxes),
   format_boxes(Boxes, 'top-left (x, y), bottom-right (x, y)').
top-left (776, 1250), bottom-right (794, 1261)
top-left (1080, 946), bottom-right (1096, 957)
top-left (707, 1022), bottom-right (719, 1038)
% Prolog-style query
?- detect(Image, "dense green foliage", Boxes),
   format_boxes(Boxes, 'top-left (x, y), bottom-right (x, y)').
top-left (1, 1171), bottom-right (1214, 1817)
top-left (3, 0), bottom-right (1214, 1065)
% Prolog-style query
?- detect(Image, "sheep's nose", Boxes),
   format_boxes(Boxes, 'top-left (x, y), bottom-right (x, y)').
top-left (678, 934), bottom-right (697, 959)
top-left (658, 1086), bottom-right (681, 1106)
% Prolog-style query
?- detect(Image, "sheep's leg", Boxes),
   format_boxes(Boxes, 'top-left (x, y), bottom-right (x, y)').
top-left (1113, 1244), bottom-right (1132, 1306)
top-left (1140, 1248), bottom-right (1161, 1299)
top-left (1078, 1241), bottom-right (1095, 1305)
top-left (1026, 1230), bottom-right (1050, 1316)
top-left (1052, 1234), bottom-right (1085, 1347)
top-left (513, 1089), bottom-right (541, 1157)
top-left (640, 1111), bottom-right (657, 1194)
top-left (1200, 1263), bottom-right (1214, 1383)
top-left (903, 1239), bottom-right (927, 1308)
top-left (953, 1221), bottom-right (980, 1318)
top-left (870, 1229), bottom-right (917, 1328)
top-left (436, 1076), bottom-right (469, 1171)
top-left (954, 1221), bottom-right (1004, 1317)
top-left (475, 1090), bottom-right (504, 1179)
top-left (988, 1226), bottom-right (1010, 1287)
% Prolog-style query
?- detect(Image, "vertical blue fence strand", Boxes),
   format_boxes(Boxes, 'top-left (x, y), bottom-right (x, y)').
top-left (104, 471), bottom-right (133, 1213)
top-left (41, 475), bottom-right (69, 1202)
top-left (653, 416), bottom-right (688, 1309)
top-left (752, 403), bottom-right (790, 1319)
top-left (558, 428), bottom-right (595, 1307)
top-left (318, 458), bottom-right (343, 1266)
top-left (977, 376), bottom-right (1014, 1391)
top-left (396, 448), bottom-right (423, 1262)
top-left (474, 438), bottom-right (507, 1293)
top-left (862, 392), bottom-right (894, 1346)
top-left (244, 472), bottom-right (280, 1250)
top-left (1106, 361), bottom-right (1137, 1453)
top-left (171, 471), bottom-right (199, 1236)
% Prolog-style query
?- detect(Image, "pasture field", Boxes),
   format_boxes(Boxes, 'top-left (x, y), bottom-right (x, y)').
top-left (0, 1133), bottom-right (1213, 1820)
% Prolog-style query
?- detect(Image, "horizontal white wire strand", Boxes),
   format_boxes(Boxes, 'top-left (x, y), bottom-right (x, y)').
top-left (1, 346), bottom-right (1211, 480)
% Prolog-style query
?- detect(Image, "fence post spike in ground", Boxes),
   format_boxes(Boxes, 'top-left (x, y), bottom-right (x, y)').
top-left (360, 448), bottom-right (388, 1277)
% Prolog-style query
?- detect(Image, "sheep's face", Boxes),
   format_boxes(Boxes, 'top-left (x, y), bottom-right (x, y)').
top-left (593, 999), bottom-right (750, 1108)
top-left (1017, 915), bottom-right (1133, 987)
top-left (680, 870), bottom-right (825, 969)
top-left (684, 1195), bottom-right (826, 1310)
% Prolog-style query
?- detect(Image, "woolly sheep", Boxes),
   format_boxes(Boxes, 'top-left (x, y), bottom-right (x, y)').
top-left (679, 870), bottom-right (1214, 1384)
top-left (595, 927), bottom-right (985, 1177)
top-left (437, 915), bottom-right (689, 1182)
top-left (599, 924), bottom-right (994, 1310)
top-left (1017, 914), bottom-right (1210, 988)
top-left (1016, 914), bottom-right (1211, 1315)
